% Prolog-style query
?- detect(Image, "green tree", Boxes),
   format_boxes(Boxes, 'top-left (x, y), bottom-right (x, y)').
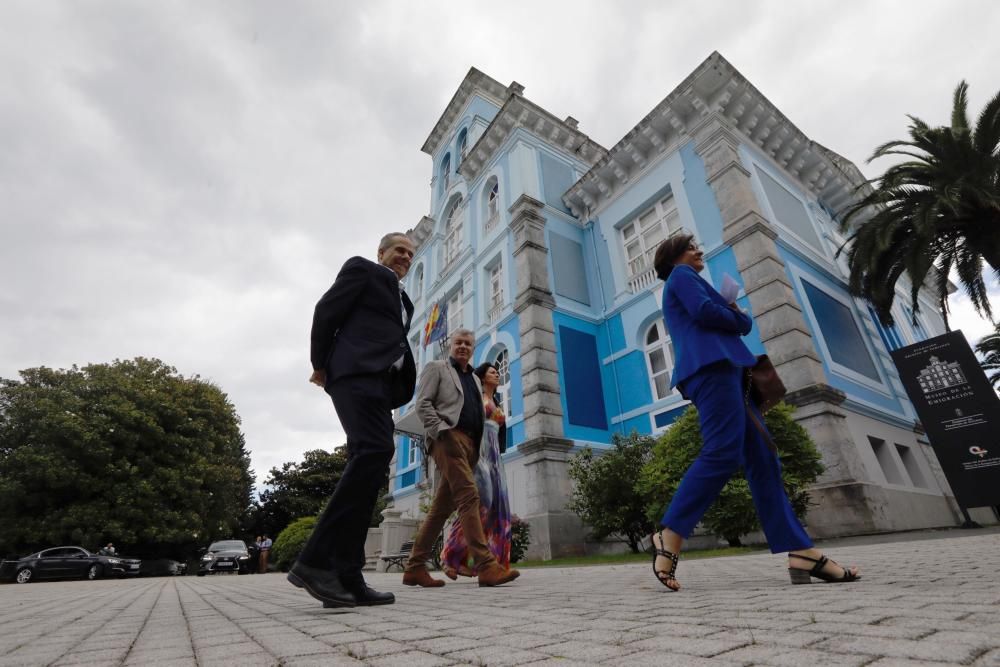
top-left (567, 432), bottom-right (656, 553)
top-left (0, 358), bottom-right (254, 559)
top-left (255, 448), bottom-right (387, 538)
top-left (270, 515), bottom-right (318, 572)
top-left (976, 322), bottom-right (1000, 389)
top-left (637, 404), bottom-right (823, 547)
top-left (839, 81), bottom-right (1000, 329)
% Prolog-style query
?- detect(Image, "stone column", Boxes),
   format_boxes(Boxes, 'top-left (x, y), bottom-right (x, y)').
top-left (692, 115), bottom-right (880, 537)
top-left (509, 194), bottom-right (586, 558)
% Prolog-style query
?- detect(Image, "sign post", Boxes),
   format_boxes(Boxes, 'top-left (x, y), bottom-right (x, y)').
top-left (890, 331), bottom-right (1000, 514)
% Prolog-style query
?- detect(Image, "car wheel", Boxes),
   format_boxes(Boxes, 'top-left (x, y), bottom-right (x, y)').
top-left (87, 564), bottom-right (102, 580)
top-left (15, 567), bottom-right (33, 584)
top-left (197, 572), bottom-right (206, 577)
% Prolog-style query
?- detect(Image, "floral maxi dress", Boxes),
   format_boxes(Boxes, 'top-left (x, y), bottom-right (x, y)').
top-left (440, 398), bottom-right (512, 573)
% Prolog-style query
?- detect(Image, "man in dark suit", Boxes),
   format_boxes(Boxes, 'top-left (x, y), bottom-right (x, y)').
top-left (288, 232), bottom-right (417, 608)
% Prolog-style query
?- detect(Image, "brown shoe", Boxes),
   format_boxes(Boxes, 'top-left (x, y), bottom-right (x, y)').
top-left (402, 567), bottom-right (445, 588)
top-left (477, 563), bottom-right (520, 587)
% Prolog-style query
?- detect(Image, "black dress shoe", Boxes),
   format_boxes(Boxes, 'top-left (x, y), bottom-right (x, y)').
top-left (287, 562), bottom-right (356, 608)
top-left (330, 584), bottom-right (395, 607)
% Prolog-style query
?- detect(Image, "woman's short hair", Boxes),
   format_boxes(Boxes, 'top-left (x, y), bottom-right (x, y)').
top-left (653, 233), bottom-right (695, 280)
top-left (474, 361), bottom-right (497, 380)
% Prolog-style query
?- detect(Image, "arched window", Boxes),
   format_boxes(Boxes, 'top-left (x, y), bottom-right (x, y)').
top-left (457, 129), bottom-right (468, 163)
top-left (440, 154), bottom-right (451, 193)
top-left (484, 177), bottom-right (500, 233)
top-left (494, 348), bottom-right (512, 418)
top-left (644, 321), bottom-right (675, 400)
top-left (443, 198), bottom-right (464, 266)
top-left (410, 264), bottom-right (423, 300)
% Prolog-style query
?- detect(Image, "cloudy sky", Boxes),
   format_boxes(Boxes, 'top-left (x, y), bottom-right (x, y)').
top-left (3, 0), bottom-right (998, 490)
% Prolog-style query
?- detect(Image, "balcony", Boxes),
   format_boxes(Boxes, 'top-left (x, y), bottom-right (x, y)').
top-left (628, 267), bottom-right (657, 293)
top-left (487, 301), bottom-right (504, 324)
top-left (484, 213), bottom-right (500, 235)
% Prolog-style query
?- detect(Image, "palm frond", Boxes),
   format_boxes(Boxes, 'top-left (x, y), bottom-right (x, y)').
top-left (973, 87), bottom-right (1000, 156)
top-left (952, 81), bottom-right (970, 134)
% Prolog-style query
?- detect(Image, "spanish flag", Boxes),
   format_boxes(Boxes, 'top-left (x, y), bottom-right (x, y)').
top-left (423, 300), bottom-right (449, 347)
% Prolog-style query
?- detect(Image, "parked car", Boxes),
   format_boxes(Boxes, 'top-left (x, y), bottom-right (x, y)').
top-left (197, 540), bottom-right (252, 576)
top-left (138, 559), bottom-right (187, 577)
top-left (0, 546), bottom-right (141, 584)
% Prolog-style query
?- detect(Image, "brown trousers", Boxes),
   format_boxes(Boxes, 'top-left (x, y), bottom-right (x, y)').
top-left (405, 429), bottom-right (495, 572)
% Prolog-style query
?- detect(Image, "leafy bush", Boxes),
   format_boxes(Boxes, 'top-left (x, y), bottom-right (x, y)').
top-left (510, 515), bottom-right (530, 563)
top-left (637, 403), bottom-right (823, 546)
top-left (271, 516), bottom-right (318, 571)
top-left (567, 432), bottom-right (656, 553)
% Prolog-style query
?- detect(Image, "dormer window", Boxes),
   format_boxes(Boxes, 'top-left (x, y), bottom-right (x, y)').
top-left (457, 129), bottom-right (469, 164)
top-left (484, 177), bottom-right (500, 234)
top-left (410, 264), bottom-right (424, 300)
top-left (440, 154), bottom-right (451, 193)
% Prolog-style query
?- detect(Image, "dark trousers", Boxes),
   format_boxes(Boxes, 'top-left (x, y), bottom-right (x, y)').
top-left (661, 362), bottom-right (812, 553)
top-left (297, 373), bottom-right (394, 582)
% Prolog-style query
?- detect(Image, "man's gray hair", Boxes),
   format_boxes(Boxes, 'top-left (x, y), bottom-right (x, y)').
top-left (378, 232), bottom-right (412, 252)
top-left (450, 328), bottom-right (475, 342)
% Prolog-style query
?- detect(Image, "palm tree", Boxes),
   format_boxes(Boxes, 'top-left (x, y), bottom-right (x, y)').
top-left (976, 323), bottom-right (1000, 389)
top-left (840, 81), bottom-right (1000, 330)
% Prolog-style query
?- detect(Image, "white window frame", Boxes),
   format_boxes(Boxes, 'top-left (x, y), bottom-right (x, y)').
top-left (489, 263), bottom-right (503, 309)
top-left (495, 348), bottom-right (512, 418)
top-left (443, 199), bottom-right (464, 267)
top-left (621, 196), bottom-right (679, 288)
top-left (410, 264), bottom-right (423, 301)
top-left (440, 155), bottom-right (451, 193)
top-left (407, 438), bottom-right (419, 466)
top-left (643, 320), bottom-right (676, 401)
top-left (447, 290), bottom-right (463, 335)
top-left (789, 266), bottom-right (891, 394)
top-left (745, 153), bottom-right (832, 267)
top-left (487, 180), bottom-right (499, 222)
top-left (458, 130), bottom-right (468, 162)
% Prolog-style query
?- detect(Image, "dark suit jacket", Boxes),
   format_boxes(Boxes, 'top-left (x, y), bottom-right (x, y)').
top-left (662, 264), bottom-right (756, 389)
top-left (310, 256), bottom-right (416, 409)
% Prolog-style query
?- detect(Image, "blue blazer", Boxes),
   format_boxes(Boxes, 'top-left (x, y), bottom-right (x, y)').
top-left (662, 264), bottom-right (756, 389)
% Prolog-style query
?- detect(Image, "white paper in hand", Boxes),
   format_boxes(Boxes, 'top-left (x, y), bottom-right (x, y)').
top-left (720, 273), bottom-right (741, 303)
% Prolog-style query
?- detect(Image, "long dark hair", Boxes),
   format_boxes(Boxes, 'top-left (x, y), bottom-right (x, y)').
top-left (474, 361), bottom-right (502, 405)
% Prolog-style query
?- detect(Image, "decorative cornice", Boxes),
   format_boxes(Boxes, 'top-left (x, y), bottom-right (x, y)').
top-left (562, 51), bottom-right (869, 223)
top-left (421, 68), bottom-right (510, 156)
top-left (406, 215), bottom-right (435, 252)
top-left (457, 94), bottom-right (608, 183)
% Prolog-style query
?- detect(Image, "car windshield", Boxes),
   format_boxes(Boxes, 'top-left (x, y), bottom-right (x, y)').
top-left (208, 541), bottom-right (246, 552)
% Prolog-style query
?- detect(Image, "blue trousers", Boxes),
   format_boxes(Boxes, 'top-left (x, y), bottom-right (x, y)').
top-left (661, 362), bottom-right (812, 553)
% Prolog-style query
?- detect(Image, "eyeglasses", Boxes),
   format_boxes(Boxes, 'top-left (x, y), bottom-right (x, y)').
top-left (686, 244), bottom-right (700, 252)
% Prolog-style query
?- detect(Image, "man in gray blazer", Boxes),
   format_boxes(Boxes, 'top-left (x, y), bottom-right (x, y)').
top-left (402, 329), bottom-right (519, 588)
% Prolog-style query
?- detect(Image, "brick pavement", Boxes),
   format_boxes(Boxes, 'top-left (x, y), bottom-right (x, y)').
top-left (1, 530), bottom-right (998, 666)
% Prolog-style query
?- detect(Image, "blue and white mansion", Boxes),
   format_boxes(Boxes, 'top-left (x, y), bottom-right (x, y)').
top-left (384, 52), bottom-right (990, 559)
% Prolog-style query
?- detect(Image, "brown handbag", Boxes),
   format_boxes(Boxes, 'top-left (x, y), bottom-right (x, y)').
top-left (743, 355), bottom-right (786, 454)
top-left (744, 354), bottom-right (786, 413)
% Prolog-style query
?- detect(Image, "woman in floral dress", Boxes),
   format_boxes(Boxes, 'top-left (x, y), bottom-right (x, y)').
top-left (440, 360), bottom-right (512, 577)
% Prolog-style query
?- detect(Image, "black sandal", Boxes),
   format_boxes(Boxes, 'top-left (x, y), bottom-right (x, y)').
top-left (651, 529), bottom-right (680, 591)
top-left (788, 553), bottom-right (860, 584)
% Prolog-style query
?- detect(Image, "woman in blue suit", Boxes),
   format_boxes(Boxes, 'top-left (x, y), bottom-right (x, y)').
top-left (650, 234), bottom-right (860, 591)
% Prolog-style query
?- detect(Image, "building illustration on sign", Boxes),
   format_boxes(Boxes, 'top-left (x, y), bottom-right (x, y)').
top-left (916, 356), bottom-right (967, 394)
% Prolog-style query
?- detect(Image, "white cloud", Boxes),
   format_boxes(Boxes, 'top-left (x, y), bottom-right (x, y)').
top-left (2, 0), bottom-right (998, 493)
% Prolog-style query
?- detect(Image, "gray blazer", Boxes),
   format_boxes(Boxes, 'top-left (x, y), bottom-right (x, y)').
top-left (415, 359), bottom-right (483, 449)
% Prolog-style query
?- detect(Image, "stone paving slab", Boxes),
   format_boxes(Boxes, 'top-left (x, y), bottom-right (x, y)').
top-left (0, 529), bottom-right (998, 666)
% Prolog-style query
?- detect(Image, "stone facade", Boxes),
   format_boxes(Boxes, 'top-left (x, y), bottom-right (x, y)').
top-left (382, 54), bottom-right (995, 563)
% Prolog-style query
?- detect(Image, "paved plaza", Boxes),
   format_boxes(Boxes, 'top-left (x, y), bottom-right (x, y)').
top-left (1, 529), bottom-right (999, 666)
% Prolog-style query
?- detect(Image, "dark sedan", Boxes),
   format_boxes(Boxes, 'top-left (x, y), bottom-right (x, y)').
top-left (0, 546), bottom-right (141, 584)
top-left (197, 540), bottom-right (252, 576)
